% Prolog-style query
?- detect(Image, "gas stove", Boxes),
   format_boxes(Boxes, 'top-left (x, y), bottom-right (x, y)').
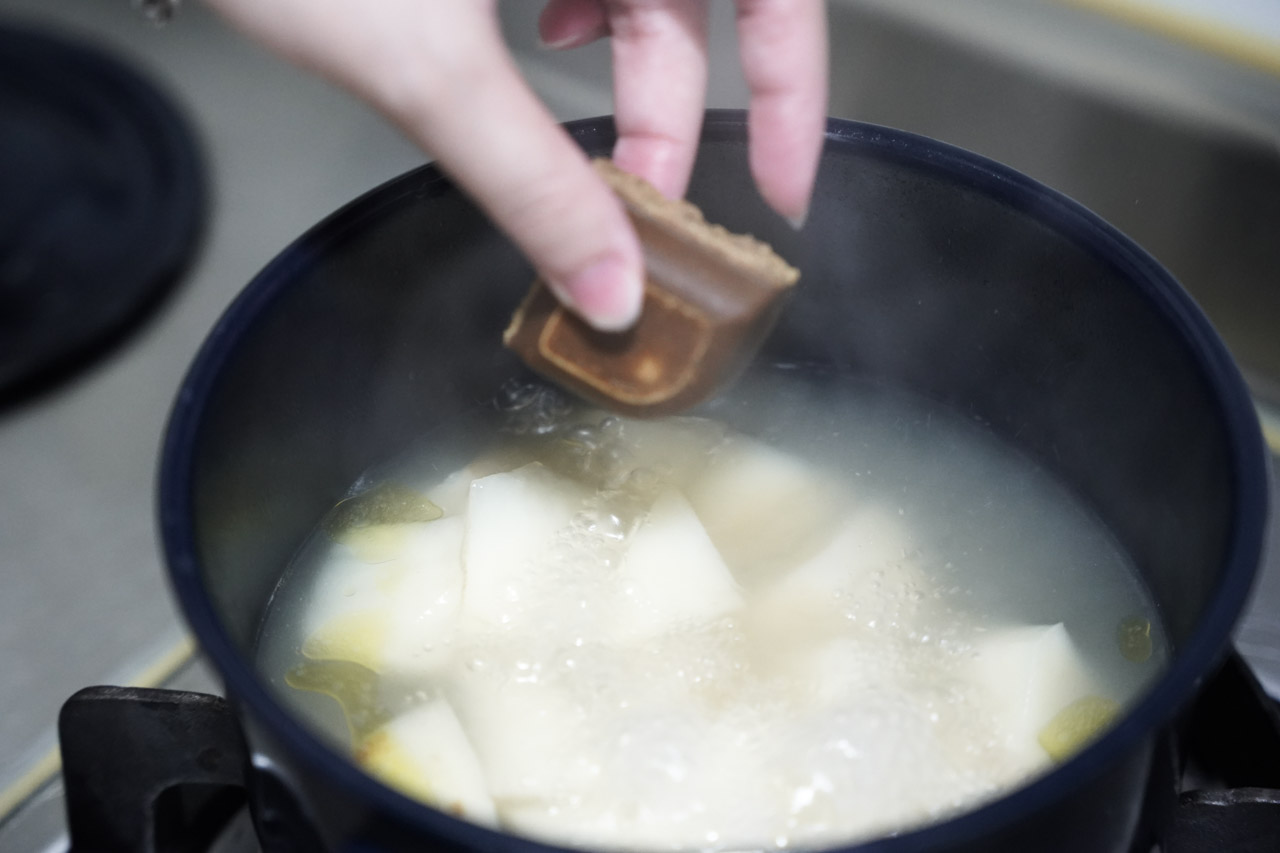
top-left (3, 1), bottom-right (1280, 852)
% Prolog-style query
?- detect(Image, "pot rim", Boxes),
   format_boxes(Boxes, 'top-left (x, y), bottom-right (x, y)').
top-left (158, 110), bottom-right (1270, 852)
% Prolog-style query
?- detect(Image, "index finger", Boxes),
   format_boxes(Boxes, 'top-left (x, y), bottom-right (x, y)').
top-left (388, 15), bottom-right (646, 330)
top-left (607, 0), bottom-right (711, 199)
top-left (735, 0), bottom-right (828, 226)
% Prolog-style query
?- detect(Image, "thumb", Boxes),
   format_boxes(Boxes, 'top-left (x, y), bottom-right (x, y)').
top-left (386, 25), bottom-right (644, 330)
top-left (206, 0), bottom-right (644, 330)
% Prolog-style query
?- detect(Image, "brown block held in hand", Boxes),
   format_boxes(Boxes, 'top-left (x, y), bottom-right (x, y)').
top-left (503, 159), bottom-right (800, 417)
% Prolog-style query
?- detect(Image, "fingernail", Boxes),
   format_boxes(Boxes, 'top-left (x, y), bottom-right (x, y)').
top-left (556, 256), bottom-right (644, 332)
top-left (538, 26), bottom-right (606, 51)
top-left (539, 18), bottom-right (609, 50)
top-left (538, 34), bottom-right (581, 50)
top-left (786, 209), bottom-right (809, 231)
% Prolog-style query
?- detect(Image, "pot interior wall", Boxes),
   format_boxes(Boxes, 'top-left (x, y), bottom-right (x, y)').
top-left (189, 123), bottom-right (1234, 673)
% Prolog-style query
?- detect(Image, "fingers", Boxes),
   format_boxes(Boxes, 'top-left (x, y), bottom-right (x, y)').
top-left (543, 0), bottom-right (826, 228)
top-left (385, 8), bottom-right (644, 330)
top-left (205, 0), bottom-right (826, 332)
top-left (539, 0), bottom-right (609, 49)
top-left (205, 0), bottom-right (642, 331)
top-left (735, 0), bottom-right (828, 227)
top-left (605, 0), bottom-right (711, 199)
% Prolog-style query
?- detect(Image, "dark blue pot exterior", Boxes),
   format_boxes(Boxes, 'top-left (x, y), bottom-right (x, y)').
top-left (159, 112), bottom-right (1269, 852)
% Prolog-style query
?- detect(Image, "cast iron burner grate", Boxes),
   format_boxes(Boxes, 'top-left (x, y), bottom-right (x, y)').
top-left (0, 22), bottom-right (205, 409)
top-left (56, 654), bottom-right (1280, 853)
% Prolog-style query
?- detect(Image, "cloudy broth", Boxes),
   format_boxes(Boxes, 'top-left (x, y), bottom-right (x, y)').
top-left (257, 370), bottom-right (1166, 850)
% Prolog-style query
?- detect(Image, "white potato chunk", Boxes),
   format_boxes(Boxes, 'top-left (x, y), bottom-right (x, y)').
top-left (357, 700), bottom-right (497, 825)
top-left (610, 490), bottom-right (743, 643)
top-left (968, 623), bottom-right (1100, 761)
top-left (302, 516), bottom-right (464, 678)
top-left (751, 505), bottom-right (925, 637)
top-left (684, 435), bottom-right (844, 585)
top-left (423, 446), bottom-right (540, 517)
top-left (774, 504), bottom-right (918, 595)
top-left (444, 671), bottom-right (599, 801)
top-left (461, 463), bottom-right (590, 628)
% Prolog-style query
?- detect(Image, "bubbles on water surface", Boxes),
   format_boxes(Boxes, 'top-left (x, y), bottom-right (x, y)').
top-left (495, 379), bottom-right (571, 436)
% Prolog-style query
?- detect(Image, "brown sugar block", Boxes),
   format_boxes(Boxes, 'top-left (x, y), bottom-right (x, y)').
top-left (503, 159), bottom-right (800, 417)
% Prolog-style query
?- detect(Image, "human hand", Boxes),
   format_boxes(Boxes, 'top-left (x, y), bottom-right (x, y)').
top-left (205, 0), bottom-right (827, 331)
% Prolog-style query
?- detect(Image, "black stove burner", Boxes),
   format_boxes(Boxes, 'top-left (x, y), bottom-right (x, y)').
top-left (1159, 654), bottom-right (1280, 852)
top-left (55, 654), bottom-right (1280, 853)
top-left (0, 22), bottom-right (204, 407)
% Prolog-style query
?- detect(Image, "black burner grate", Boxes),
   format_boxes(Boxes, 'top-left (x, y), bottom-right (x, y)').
top-left (0, 22), bottom-right (205, 409)
top-left (55, 654), bottom-right (1280, 853)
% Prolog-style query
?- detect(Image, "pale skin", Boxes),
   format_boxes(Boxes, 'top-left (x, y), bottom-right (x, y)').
top-left (204, 0), bottom-right (828, 331)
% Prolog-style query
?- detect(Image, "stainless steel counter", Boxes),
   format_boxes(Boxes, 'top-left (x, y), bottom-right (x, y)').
top-left (0, 0), bottom-right (426, 802)
top-left (0, 0), bottom-right (1276, 848)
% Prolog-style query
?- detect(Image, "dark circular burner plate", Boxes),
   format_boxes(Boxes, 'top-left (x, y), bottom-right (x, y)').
top-left (0, 22), bottom-right (205, 405)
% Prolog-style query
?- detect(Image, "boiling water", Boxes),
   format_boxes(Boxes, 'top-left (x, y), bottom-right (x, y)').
top-left (257, 371), bottom-right (1167, 850)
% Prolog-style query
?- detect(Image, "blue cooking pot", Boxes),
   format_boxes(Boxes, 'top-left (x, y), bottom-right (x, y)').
top-left (158, 112), bottom-right (1269, 852)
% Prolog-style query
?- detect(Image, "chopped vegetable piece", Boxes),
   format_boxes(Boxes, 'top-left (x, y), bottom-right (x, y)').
top-left (461, 463), bottom-right (590, 627)
top-left (684, 435), bottom-right (843, 586)
top-left (1037, 695), bottom-right (1120, 761)
top-left (300, 516), bottom-right (465, 678)
top-left (446, 674), bottom-right (597, 801)
top-left (286, 658), bottom-right (390, 741)
top-left (969, 623), bottom-right (1099, 763)
top-left (355, 701), bottom-right (497, 825)
top-left (358, 727), bottom-right (441, 805)
top-left (1117, 616), bottom-right (1153, 663)
top-left (335, 524), bottom-right (410, 564)
top-left (301, 610), bottom-right (390, 672)
top-left (325, 482), bottom-right (443, 539)
top-left (610, 489), bottom-right (743, 643)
